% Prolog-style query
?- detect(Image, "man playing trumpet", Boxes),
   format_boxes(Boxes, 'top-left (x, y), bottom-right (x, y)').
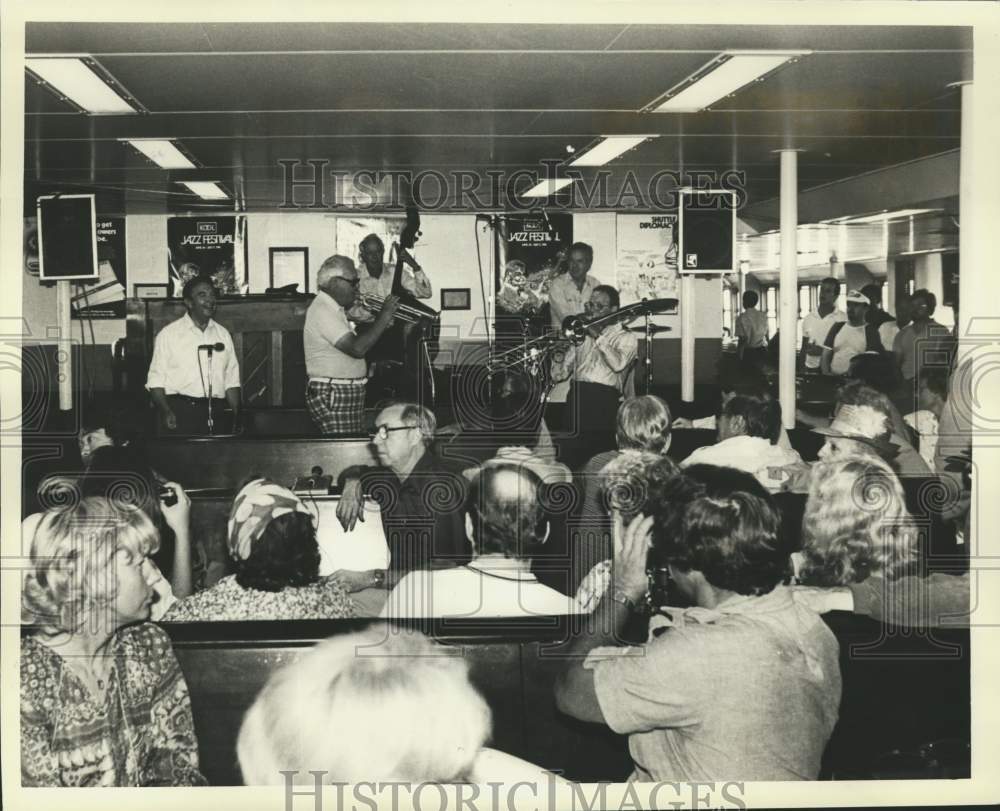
top-left (551, 285), bottom-right (638, 465)
top-left (304, 255), bottom-right (399, 434)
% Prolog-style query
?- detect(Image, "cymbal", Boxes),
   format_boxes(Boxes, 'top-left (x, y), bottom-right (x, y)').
top-left (627, 325), bottom-right (673, 334)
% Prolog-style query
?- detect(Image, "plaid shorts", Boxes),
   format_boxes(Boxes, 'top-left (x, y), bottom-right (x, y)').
top-left (305, 379), bottom-right (366, 435)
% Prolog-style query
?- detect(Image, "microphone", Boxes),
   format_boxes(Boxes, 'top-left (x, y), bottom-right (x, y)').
top-left (198, 343), bottom-right (225, 351)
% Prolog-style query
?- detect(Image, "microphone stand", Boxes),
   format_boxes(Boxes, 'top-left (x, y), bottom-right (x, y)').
top-left (206, 347), bottom-right (215, 435)
top-left (644, 309), bottom-right (653, 395)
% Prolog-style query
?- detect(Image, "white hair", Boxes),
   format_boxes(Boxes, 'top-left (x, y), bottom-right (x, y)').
top-left (316, 255), bottom-right (354, 288)
top-left (237, 625), bottom-right (491, 785)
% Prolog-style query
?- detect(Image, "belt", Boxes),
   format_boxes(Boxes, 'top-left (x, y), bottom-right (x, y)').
top-left (309, 376), bottom-right (367, 386)
top-left (167, 394), bottom-right (227, 403)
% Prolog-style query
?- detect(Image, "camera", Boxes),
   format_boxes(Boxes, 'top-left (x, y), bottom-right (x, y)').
top-left (159, 485), bottom-right (178, 507)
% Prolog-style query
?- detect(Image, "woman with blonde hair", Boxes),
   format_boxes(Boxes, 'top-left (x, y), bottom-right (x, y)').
top-left (796, 455), bottom-right (919, 586)
top-left (20, 497), bottom-right (204, 786)
top-left (238, 625), bottom-right (551, 785)
top-left (576, 394), bottom-right (672, 520)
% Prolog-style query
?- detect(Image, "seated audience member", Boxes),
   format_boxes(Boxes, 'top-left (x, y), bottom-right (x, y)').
top-left (795, 456), bottom-right (919, 586)
top-left (163, 478), bottom-right (355, 622)
top-left (904, 367), bottom-right (949, 467)
top-left (577, 394), bottom-right (672, 520)
top-left (574, 450), bottom-right (673, 611)
top-left (813, 403), bottom-right (899, 467)
top-left (79, 445), bottom-right (201, 600)
top-left (238, 625), bottom-right (557, 785)
top-left (934, 357), bottom-right (973, 526)
top-left (680, 392), bottom-right (806, 491)
top-left (554, 464), bottom-right (841, 782)
top-left (382, 464), bottom-right (582, 618)
top-left (674, 367), bottom-right (794, 451)
top-left (334, 402), bottom-right (470, 593)
top-left (793, 570), bottom-right (970, 628)
top-left (836, 382), bottom-right (929, 475)
top-left (21, 498), bottom-right (205, 786)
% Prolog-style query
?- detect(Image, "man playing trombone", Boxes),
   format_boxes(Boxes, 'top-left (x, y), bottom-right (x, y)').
top-left (304, 255), bottom-right (399, 434)
top-left (551, 285), bottom-right (638, 465)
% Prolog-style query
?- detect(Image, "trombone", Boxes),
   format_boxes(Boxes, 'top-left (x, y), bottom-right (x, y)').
top-left (487, 308), bottom-right (635, 374)
top-left (358, 292), bottom-right (439, 325)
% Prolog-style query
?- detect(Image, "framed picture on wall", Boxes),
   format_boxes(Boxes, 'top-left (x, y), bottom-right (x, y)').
top-left (441, 288), bottom-right (471, 311)
top-left (134, 283), bottom-right (169, 299)
top-left (269, 247), bottom-right (309, 293)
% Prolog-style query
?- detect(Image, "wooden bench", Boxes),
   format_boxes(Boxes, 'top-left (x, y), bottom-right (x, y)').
top-left (162, 613), bottom-right (969, 785)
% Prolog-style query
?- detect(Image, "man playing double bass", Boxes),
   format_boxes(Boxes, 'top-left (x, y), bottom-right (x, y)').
top-left (350, 233), bottom-right (437, 403)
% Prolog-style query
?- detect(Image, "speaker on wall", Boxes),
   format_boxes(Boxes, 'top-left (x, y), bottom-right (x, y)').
top-left (678, 189), bottom-right (736, 273)
top-left (37, 194), bottom-right (99, 281)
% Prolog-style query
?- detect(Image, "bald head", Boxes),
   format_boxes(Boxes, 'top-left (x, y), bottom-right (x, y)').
top-left (466, 464), bottom-right (547, 559)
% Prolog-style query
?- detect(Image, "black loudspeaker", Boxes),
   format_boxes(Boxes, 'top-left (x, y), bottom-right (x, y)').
top-left (37, 194), bottom-right (99, 281)
top-left (679, 190), bottom-right (736, 273)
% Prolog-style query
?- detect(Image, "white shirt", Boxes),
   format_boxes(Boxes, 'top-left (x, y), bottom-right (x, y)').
top-left (303, 291), bottom-right (367, 379)
top-left (146, 313), bottom-right (240, 398)
top-left (552, 323), bottom-right (638, 390)
top-left (381, 559), bottom-right (583, 618)
top-left (680, 435), bottom-right (803, 491)
top-left (351, 263), bottom-right (433, 322)
top-left (825, 322), bottom-right (868, 375)
top-left (904, 409), bottom-right (940, 468)
top-left (735, 309), bottom-right (768, 349)
top-left (547, 273), bottom-right (597, 331)
top-left (801, 308), bottom-right (846, 369)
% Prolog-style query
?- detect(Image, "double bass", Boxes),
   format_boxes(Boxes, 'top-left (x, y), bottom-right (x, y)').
top-left (361, 207), bottom-right (439, 405)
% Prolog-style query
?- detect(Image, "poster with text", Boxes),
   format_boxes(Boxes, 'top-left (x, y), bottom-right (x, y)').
top-left (498, 213), bottom-right (572, 318)
top-left (167, 216), bottom-right (246, 296)
top-left (71, 217), bottom-right (127, 320)
top-left (615, 214), bottom-right (679, 307)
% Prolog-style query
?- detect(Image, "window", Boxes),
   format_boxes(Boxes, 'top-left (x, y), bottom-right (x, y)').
top-left (722, 285), bottom-right (734, 338)
top-left (765, 286), bottom-right (779, 338)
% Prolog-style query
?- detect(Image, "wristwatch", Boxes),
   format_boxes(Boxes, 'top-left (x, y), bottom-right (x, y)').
top-left (609, 588), bottom-right (637, 612)
top-left (370, 569), bottom-right (386, 589)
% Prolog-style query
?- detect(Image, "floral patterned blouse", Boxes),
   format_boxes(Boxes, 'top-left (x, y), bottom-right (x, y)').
top-left (20, 623), bottom-right (205, 787)
top-left (162, 575), bottom-right (355, 622)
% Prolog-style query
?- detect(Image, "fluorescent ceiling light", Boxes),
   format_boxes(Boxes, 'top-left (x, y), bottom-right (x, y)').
top-left (179, 181), bottom-right (229, 200)
top-left (648, 51), bottom-right (809, 113)
top-left (830, 208), bottom-right (941, 225)
top-left (523, 178), bottom-right (574, 198)
top-left (26, 57), bottom-right (139, 114)
top-left (126, 140), bottom-right (197, 169)
top-left (569, 136), bottom-right (650, 167)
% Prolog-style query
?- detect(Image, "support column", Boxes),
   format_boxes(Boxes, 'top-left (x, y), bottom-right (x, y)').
top-left (954, 80), bottom-right (974, 365)
top-left (778, 150), bottom-right (799, 430)
top-left (681, 273), bottom-right (696, 402)
top-left (56, 280), bottom-right (72, 411)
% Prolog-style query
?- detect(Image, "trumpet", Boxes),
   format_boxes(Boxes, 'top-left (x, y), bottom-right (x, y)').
top-left (358, 292), bottom-right (439, 325)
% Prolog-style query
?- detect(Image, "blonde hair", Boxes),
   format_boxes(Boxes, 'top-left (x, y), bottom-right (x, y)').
top-left (800, 456), bottom-right (918, 586)
top-left (237, 626), bottom-right (491, 785)
top-left (21, 497), bottom-right (159, 635)
top-left (616, 395), bottom-right (672, 454)
top-left (599, 450), bottom-right (670, 524)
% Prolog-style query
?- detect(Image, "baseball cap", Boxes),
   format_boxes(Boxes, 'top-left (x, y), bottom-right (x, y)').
top-left (844, 290), bottom-right (870, 305)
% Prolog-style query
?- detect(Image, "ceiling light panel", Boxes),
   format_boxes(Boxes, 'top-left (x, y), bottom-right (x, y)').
top-left (126, 140), bottom-right (197, 169)
top-left (26, 57), bottom-right (140, 114)
top-left (523, 178), bottom-right (574, 198)
top-left (648, 50), bottom-right (810, 113)
top-left (569, 136), bottom-right (650, 167)
top-left (179, 181), bottom-right (230, 200)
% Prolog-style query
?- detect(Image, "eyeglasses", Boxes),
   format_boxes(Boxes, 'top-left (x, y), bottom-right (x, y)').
top-left (332, 276), bottom-right (360, 287)
top-left (372, 424), bottom-right (415, 441)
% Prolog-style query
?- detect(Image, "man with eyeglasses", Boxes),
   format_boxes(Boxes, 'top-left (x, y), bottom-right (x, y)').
top-left (332, 402), bottom-right (469, 602)
top-left (303, 255), bottom-right (399, 434)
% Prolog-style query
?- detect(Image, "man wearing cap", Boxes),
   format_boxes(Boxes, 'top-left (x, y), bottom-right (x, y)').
top-left (821, 290), bottom-right (877, 376)
top-left (800, 277), bottom-right (846, 373)
top-left (861, 283), bottom-right (900, 350)
top-left (303, 255), bottom-right (399, 434)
